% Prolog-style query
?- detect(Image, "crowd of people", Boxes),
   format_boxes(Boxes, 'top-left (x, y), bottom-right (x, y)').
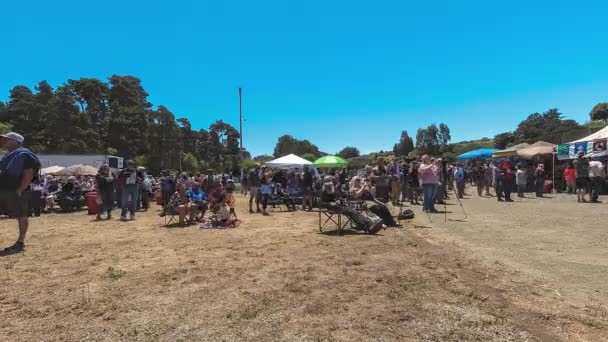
top-left (1, 129), bottom-right (607, 254)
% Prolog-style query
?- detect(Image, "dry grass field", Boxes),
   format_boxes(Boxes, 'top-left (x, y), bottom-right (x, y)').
top-left (0, 192), bottom-right (607, 341)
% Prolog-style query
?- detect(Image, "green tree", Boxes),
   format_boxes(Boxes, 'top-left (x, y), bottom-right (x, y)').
top-left (253, 154), bottom-right (274, 164)
top-left (590, 102), bottom-right (608, 123)
top-left (337, 146), bottom-right (360, 159)
top-left (273, 135), bottom-right (320, 157)
top-left (181, 152), bottom-right (199, 173)
top-left (438, 123), bottom-right (451, 147)
top-left (393, 130), bottom-right (414, 157)
top-left (302, 153), bottom-right (316, 162)
top-left (107, 75), bottom-right (152, 158)
top-left (493, 132), bottom-right (516, 149)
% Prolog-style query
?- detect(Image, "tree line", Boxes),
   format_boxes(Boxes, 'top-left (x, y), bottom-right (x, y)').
top-left (0, 76), bottom-right (246, 174)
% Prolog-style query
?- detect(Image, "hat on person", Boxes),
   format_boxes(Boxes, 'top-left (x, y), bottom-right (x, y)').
top-left (0, 132), bottom-right (24, 143)
top-left (576, 151), bottom-right (584, 157)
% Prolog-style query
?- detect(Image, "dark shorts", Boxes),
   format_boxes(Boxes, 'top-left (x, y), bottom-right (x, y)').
top-left (0, 190), bottom-right (29, 218)
top-left (576, 177), bottom-right (589, 189)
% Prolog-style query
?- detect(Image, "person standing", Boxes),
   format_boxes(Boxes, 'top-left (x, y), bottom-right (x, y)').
top-left (573, 152), bottom-right (590, 203)
top-left (247, 167), bottom-right (261, 213)
top-left (500, 161), bottom-right (514, 202)
top-left (563, 162), bottom-right (576, 194)
top-left (0, 132), bottom-right (40, 254)
top-left (453, 163), bottom-right (465, 199)
top-left (515, 163), bottom-right (527, 198)
top-left (117, 160), bottom-right (143, 221)
top-left (533, 164), bottom-right (546, 198)
top-left (491, 161), bottom-right (504, 201)
top-left (95, 165), bottom-right (115, 220)
top-left (418, 155), bottom-right (439, 213)
top-left (472, 161), bottom-right (485, 197)
top-left (483, 162), bottom-right (493, 196)
top-left (589, 160), bottom-right (605, 203)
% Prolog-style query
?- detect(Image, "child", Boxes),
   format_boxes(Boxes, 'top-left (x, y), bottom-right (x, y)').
top-left (516, 163), bottom-right (527, 198)
top-left (224, 178), bottom-right (237, 220)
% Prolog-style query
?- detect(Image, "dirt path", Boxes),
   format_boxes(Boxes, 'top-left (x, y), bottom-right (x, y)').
top-left (0, 196), bottom-right (606, 341)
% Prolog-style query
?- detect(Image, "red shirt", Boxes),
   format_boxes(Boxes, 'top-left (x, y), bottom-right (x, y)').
top-left (564, 167), bottom-right (576, 182)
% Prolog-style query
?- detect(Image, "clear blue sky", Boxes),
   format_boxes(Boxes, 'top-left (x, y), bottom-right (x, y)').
top-left (1, 0), bottom-right (607, 156)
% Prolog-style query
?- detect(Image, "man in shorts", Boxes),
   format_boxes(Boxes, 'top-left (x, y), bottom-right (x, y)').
top-left (0, 132), bottom-right (40, 255)
top-left (573, 152), bottom-right (590, 203)
top-left (247, 168), bottom-right (260, 213)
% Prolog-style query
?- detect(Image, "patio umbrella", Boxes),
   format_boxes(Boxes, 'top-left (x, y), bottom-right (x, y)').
top-left (41, 165), bottom-right (65, 176)
top-left (517, 141), bottom-right (556, 159)
top-left (59, 164), bottom-right (98, 176)
top-left (313, 155), bottom-right (348, 168)
top-left (492, 143), bottom-right (530, 158)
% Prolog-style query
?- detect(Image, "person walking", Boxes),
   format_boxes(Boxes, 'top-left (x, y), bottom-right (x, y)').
top-left (0, 132), bottom-right (40, 254)
top-left (247, 167), bottom-right (261, 213)
top-left (515, 163), bottom-right (527, 198)
top-left (418, 155), bottom-right (439, 213)
top-left (483, 162), bottom-right (493, 196)
top-left (95, 165), bottom-right (115, 220)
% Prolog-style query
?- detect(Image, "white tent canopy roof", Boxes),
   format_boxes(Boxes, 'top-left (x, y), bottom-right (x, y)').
top-left (571, 125), bottom-right (608, 143)
top-left (265, 154), bottom-right (312, 169)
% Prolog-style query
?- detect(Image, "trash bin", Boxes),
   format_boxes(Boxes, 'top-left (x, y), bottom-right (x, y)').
top-left (86, 191), bottom-right (98, 215)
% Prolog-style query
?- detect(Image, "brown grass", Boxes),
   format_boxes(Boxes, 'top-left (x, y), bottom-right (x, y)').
top-left (0, 194), bottom-right (606, 341)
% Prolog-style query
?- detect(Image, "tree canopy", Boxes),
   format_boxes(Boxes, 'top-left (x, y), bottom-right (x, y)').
top-left (392, 130), bottom-right (414, 157)
top-left (273, 135), bottom-right (321, 158)
top-left (590, 102), bottom-right (608, 123)
top-left (0, 76), bottom-right (245, 174)
top-left (337, 146), bottom-right (360, 159)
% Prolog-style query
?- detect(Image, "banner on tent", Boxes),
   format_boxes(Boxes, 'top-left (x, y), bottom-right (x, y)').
top-left (593, 139), bottom-right (607, 153)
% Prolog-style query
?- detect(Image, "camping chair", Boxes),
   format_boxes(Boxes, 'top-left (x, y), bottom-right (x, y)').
top-left (160, 204), bottom-right (179, 226)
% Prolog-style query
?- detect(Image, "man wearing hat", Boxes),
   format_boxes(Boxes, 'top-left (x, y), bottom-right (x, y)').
top-left (0, 132), bottom-right (40, 254)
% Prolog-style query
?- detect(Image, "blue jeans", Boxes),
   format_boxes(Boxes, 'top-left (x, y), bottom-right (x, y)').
top-left (422, 184), bottom-right (437, 211)
top-left (121, 184), bottom-right (139, 217)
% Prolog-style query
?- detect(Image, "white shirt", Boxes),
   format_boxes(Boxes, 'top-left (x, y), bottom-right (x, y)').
top-left (589, 161), bottom-right (605, 178)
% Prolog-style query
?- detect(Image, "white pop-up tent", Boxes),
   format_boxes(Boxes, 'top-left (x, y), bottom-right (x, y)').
top-left (265, 154), bottom-right (312, 169)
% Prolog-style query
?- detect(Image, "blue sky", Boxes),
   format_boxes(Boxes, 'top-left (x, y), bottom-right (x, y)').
top-left (1, 0), bottom-right (607, 156)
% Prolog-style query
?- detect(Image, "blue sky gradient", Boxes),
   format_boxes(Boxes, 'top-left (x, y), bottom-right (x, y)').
top-left (1, 0), bottom-right (607, 156)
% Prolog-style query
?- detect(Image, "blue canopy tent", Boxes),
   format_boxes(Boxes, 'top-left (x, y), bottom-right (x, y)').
top-left (456, 148), bottom-right (499, 160)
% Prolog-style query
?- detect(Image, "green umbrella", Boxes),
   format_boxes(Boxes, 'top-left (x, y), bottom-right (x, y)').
top-left (313, 155), bottom-right (348, 168)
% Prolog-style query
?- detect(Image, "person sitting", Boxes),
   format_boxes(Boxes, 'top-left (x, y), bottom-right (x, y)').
top-left (168, 183), bottom-right (196, 226)
top-left (59, 176), bottom-right (83, 212)
top-left (43, 177), bottom-right (62, 212)
top-left (204, 190), bottom-right (240, 228)
top-left (274, 182), bottom-right (296, 211)
top-left (188, 182), bottom-right (208, 221)
top-left (350, 176), bottom-right (399, 227)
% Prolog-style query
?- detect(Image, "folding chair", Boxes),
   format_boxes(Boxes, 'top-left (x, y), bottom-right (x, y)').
top-left (318, 208), bottom-right (343, 232)
top-left (161, 205), bottom-right (179, 226)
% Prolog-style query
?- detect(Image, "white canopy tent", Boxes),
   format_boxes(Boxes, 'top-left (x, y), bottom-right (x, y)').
top-left (265, 154), bottom-right (313, 169)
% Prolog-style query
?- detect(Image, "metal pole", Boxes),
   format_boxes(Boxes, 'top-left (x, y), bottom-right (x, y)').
top-left (239, 87), bottom-right (243, 155)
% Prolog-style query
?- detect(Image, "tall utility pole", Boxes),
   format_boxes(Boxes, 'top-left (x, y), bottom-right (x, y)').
top-left (238, 87), bottom-right (243, 155)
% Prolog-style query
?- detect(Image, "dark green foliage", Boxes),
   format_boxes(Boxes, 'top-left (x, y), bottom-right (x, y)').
top-left (0, 76), bottom-right (245, 174)
top-left (337, 146), bottom-right (360, 159)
